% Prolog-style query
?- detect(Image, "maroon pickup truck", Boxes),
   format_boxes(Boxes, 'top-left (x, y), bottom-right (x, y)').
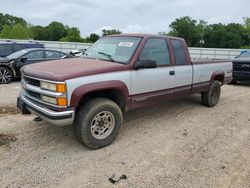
top-left (18, 34), bottom-right (232, 149)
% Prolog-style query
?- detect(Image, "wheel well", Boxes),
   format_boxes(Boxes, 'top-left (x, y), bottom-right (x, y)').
top-left (0, 65), bottom-right (12, 72)
top-left (214, 74), bottom-right (224, 83)
top-left (78, 89), bottom-right (126, 112)
top-left (0, 65), bottom-right (14, 76)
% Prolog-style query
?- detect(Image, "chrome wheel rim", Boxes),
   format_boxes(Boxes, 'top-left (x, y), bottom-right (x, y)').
top-left (0, 69), bottom-right (11, 84)
top-left (90, 111), bottom-right (115, 140)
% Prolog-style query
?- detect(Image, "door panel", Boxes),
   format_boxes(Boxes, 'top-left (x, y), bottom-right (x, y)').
top-left (174, 65), bottom-right (193, 87)
top-left (131, 67), bottom-right (176, 95)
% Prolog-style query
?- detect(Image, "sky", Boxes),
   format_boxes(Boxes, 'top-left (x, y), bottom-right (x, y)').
top-left (0, 0), bottom-right (249, 37)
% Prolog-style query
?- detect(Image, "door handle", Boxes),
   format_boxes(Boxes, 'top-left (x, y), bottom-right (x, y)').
top-left (169, 70), bottom-right (175, 76)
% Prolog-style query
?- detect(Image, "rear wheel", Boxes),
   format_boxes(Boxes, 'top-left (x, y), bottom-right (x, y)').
top-left (201, 80), bottom-right (221, 107)
top-left (0, 67), bottom-right (13, 84)
top-left (74, 98), bottom-right (123, 149)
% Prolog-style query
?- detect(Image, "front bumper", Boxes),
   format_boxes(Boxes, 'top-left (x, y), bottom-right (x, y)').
top-left (19, 91), bottom-right (75, 126)
top-left (233, 71), bottom-right (250, 81)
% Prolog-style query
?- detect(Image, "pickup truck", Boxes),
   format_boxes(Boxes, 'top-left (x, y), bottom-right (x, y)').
top-left (18, 34), bottom-right (232, 149)
top-left (231, 51), bottom-right (250, 83)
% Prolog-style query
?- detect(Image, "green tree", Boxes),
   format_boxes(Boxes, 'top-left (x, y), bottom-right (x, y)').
top-left (29, 25), bottom-right (50, 40)
top-left (60, 27), bottom-right (83, 42)
top-left (84, 33), bottom-right (100, 43)
top-left (102, 29), bottom-right (122, 36)
top-left (0, 13), bottom-right (26, 32)
top-left (9, 23), bottom-right (29, 39)
top-left (47, 21), bottom-right (67, 41)
top-left (0, 24), bottom-right (11, 38)
top-left (243, 17), bottom-right (250, 46)
top-left (169, 16), bottom-right (204, 46)
top-left (203, 23), bottom-right (247, 48)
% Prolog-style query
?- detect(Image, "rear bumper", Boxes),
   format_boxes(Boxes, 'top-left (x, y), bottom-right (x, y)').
top-left (19, 91), bottom-right (75, 126)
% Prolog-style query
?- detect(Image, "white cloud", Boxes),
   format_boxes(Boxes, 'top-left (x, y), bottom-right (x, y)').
top-left (0, 0), bottom-right (249, 37)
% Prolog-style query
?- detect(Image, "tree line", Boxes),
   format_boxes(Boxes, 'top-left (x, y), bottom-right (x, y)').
top-left (0, 13), bottom-right (121, 43)
top-left (0, 13), bottom-right (249, 48)
top-left (164, 16), bottom-right (250, 49)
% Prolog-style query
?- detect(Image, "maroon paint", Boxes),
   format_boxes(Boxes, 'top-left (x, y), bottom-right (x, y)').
top-left (22, 58), bottom-right (130, 82)
top-left (70, 80), bottom-right (130, 107)
top-left (127, 85), bottom-right (192, 110)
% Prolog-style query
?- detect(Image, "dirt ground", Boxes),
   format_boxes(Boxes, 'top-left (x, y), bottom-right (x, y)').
top-left (0, 82), bottom-right (249, 188)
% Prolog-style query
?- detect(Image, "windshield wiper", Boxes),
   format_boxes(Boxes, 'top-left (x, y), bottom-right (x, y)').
top-left (97, 51), bottom-right (114, 62)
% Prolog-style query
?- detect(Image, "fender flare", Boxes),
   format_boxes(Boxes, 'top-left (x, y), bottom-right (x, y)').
top-left (209, 71), bottom-right (225, 85)
top-left (70, 80), bottom-right (130, 107)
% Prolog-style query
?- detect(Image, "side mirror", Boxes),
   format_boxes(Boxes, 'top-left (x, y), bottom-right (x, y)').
top-left (20, 57), bottom-right (28, 63)
top-left (135, 60), bottom-right (157, 69)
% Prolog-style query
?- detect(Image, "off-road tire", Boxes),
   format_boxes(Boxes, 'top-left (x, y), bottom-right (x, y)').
top-left (74, 98), bottom-right (123, 149)
top-left (201, 80), bottom-right (221, 107)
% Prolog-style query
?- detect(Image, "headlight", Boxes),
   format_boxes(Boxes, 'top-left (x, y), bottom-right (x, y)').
top-left (42, 95), bottom-right (67, 106)
top-left (41, 95), bottom-right (57, 104)
top-left (40, 82), bottom-right (66, 93)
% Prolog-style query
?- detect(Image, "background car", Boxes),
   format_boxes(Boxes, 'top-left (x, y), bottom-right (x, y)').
top-left (0, 48), bottom-right (74, 84)
top-left (232, 51), bottom-right (250, 84)
top-left (0, 41), bottom-right (44, 57)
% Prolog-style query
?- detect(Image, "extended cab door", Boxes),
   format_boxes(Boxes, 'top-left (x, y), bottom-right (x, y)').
top-left (130, 37), bottom-right (176, 103)
top-left (170, 39), bottom-right (193, 96)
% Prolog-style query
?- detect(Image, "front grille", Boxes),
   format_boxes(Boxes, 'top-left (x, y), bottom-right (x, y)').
top-left (233, 62), bottom-right (250, 72)
top-left (26, 90), bottom-right (41, 99)
top-left (22, 75), bottom-right (41, 101)
top-left (23, 76), bottom-right (40, 87)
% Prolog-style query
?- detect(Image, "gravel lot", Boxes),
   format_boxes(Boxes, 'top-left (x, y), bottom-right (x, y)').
top-left (0, 82), bottom-right (249, 188)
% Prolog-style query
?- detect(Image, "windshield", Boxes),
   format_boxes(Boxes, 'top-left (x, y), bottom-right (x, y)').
top-left (7, 49), bottom-right (28, 59)
top-left (84, 37), bottom-right (142, 64)
top-left (239, 51), bottom-right (250, 58)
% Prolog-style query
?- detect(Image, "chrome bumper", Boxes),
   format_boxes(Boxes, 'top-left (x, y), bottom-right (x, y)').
top-left (20, 91), bottom-right (75, 126)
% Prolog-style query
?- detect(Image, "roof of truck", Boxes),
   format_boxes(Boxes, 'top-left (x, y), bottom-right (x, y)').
top-left (106, 33), bottom-right (184, 40)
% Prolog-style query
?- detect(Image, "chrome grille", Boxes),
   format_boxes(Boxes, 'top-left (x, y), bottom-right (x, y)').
top-left (26, 90), bottom-right (41, 99)
top-left (23, 76), bottom-right (40, 87)
top-left (21, 74), bottom-right (67, 108)
top-left (233, 62), bottom-right (250, 72)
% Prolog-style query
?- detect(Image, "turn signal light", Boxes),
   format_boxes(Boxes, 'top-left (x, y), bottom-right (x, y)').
top-left (56, 84), bottom-right (66, 93)
top-left (57, 98), bottom-right (67, 106)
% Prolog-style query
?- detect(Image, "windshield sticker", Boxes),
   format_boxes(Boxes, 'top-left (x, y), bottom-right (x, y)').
top-left (118, 42), bottom-right (134, 47)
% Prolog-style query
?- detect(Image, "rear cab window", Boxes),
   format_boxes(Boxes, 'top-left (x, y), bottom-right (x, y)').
top-left (171, 39), bottom-right (187, 65)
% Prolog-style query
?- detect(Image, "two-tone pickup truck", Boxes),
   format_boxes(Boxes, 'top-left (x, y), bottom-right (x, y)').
top-left (18, 34), bottom-right (232, 149)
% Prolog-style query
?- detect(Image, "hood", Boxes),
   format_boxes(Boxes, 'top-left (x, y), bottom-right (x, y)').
top-left (233, 57), bottom-right (250, 63)
top-left (22, 58), bottom-right (129, 81)
top-left (0, 57), bottom-right (9, 63)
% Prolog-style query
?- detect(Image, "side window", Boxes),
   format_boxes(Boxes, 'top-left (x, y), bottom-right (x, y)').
top-left (45, 51), bottom-right (60, 59)
top-left (140, 38), bottom-right (170, 66)
top-left (24, 51), bottom-right (44, 60)
top-left (171, 40), bottom-right (186, 65)
top-left (14, 44), bottom-right (26, 52)
top-left (0, 44), bottom-right (13, 56)
top-left (59, 52), bottom-right (66, 58)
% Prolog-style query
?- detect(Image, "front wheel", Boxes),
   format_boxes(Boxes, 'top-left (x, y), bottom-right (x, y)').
top-left (201, 80), bottom-right (221, 107)
top-left (0, 67), bottom-right (13, 84)
top-left (74, 98), bottom-right (123, 149)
